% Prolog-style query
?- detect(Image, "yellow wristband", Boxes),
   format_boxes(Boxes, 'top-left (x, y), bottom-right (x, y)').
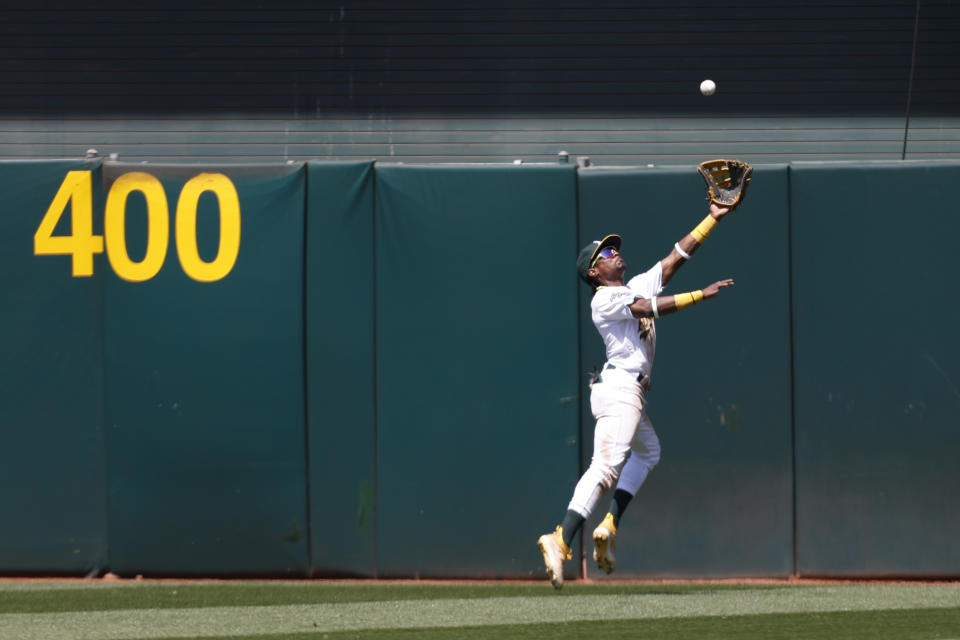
top-left (673, 290), bottom-right (704, 310)
top-left (690, 215), bottom-right (718, 244)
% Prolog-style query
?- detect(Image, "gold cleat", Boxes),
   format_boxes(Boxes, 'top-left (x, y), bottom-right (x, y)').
top-left (592, 513), bottom-right (617, 574)
top-left (537, 525), bottom-right (572, 589)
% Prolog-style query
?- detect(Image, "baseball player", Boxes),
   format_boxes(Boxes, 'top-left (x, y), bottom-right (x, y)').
top-left (537, 202), bottom-right (735, 589)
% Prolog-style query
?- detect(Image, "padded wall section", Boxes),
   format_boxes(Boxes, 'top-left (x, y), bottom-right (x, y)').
top-left (102, 163), bottom-right (309, 575)
top-left (577, 166), bottom-right (794, 577)
top-left (0, 159), bottom-right (107, 573)
top-left (305, 161), bottom-right (377, 576)
top-left (374, 164), bottom-right (579, 577)
top-left (792, 161), bottom-right (960, 576)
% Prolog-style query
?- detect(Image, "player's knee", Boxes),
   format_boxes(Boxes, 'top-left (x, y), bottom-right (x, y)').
top-left (584, 461), bottom-right (619, 493)
top-left (597, 464), bottom-right (622, 491)
top-left (640, 443), bottom-right (661, 470)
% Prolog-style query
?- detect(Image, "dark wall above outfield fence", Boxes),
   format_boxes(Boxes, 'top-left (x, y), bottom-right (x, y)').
top-left (1, 157), bottom-right (959, 579)
top-left (0, 1), bottom-right (957, 164)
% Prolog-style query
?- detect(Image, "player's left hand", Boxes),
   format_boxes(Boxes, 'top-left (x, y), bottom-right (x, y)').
top-left (710, 203), bottom-right (731, 219)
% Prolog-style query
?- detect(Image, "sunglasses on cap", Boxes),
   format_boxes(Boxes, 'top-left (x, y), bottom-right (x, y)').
top-left (591, 246), bottom-right (619, 267)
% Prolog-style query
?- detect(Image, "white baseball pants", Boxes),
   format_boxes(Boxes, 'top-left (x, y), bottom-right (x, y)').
top-left (567, 376), bottom-right (661, 518)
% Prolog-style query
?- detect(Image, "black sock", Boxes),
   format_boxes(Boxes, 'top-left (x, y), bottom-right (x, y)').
top-left (609, 489), bottom-right (634, 527)
top-left (560, 510), bottom-right (585, 547)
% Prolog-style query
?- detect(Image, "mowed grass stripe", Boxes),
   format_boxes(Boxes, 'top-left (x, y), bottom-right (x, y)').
top-left (160, 608), bottom-right (960, 640)
top-left (1, 586), bottom-right (959, 640)
top-left (0, 582), bottom-right (774, 613)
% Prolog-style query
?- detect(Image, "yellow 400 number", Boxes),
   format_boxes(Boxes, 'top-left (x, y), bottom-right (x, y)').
top-left (34, 170), bottom-right (241, 282)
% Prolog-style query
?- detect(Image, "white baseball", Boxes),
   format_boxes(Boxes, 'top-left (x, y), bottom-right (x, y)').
top-left (700, 79), bottom-right (716, 96)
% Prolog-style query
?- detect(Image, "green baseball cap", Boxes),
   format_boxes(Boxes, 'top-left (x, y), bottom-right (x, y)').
top-left (576, 234), bottom-right (621, 285)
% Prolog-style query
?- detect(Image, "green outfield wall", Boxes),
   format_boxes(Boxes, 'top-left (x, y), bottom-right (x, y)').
top-left (305, 161), bottom-right (377, 576)
top-left (0, 158), bottom-right (107, 574)
top-left (100, 163), bottom-right (310, 576)
top-left (373, 164), bottom-right (579, 578)
top-left (791, 162), bottom-right (960, 576)
top-left (0, 158), bottom-right (958, 579)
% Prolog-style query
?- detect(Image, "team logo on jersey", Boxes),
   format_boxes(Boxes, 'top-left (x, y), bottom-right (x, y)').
top-left (638, 317), bottom-right (654, 340)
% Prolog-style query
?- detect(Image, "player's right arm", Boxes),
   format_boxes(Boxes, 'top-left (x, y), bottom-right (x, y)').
top-left (628, 279), bottom-right (734, 318)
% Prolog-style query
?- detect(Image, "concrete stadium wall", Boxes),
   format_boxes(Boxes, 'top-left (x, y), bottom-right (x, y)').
top-left (0, 1), bottom-right (958, 165)
top-left (1, 158), bottom-right (958, 578)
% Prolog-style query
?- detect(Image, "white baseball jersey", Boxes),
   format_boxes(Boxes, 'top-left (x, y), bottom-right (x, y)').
top-left (590, 261), bottom-right (664, 384)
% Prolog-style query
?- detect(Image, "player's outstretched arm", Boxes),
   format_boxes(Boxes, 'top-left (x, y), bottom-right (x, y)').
top-left (628, 279), bottom-right (734, 318)
top-left (660, 203), bottom-right (730, 286)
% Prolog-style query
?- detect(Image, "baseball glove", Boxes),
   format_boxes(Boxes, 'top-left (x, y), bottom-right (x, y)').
top-left (697, 159), bottom-right (753, 211)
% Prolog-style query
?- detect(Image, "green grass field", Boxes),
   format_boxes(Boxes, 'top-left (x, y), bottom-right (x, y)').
top-left (1, 580), bottom-right (958, 640)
